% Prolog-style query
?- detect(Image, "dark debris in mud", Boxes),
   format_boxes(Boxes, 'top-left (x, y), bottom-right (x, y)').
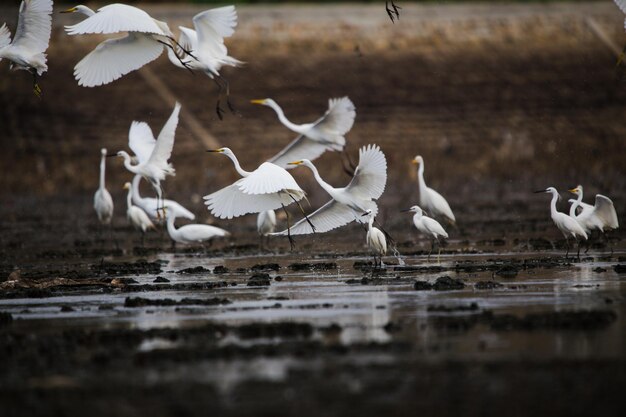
top-left (124, 297), bottom-right (231, 307)
top-left (212, 265), bottom-right (229, 274)
top-left (248, 273), bottom-right (272, 286)
top-left (289, 262), bottom-right (338, 271)
top-left (475, 280), bottom-right (504, 290)
top-left (251, 263), bottom-right (280, 272)
top-left (428, 303), bottom-right (480, 313)
top-left (614, 264), bottom-right (626, 273)
top-left (91, 260), bottom-right (162, 276)
top-left (176, 266), bottom-right (211, 274)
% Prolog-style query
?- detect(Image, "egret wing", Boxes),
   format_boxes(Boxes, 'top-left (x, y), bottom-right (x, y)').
top-left (12, 0), bottom-right (53, 53)
top-left (269, 135), bottom-right (332, 169)
top-left (177, 224), bottom-right (229, 241)
top-left (615, 0), bottom-right (626, 14)
top-left (237, 163), bottom-right (304, 196)
top-left (312, 97), bottom-right (356, 137)
top-left (147, 102), bottom-right (181, 171)
top-left (204, 182), bottom-right (296, 219)
top-left (594, 195), bottom-right (619, 229)
top-left (426, 188), bottom-right (456, 223)
top-left (177, 26), bottom-right (198, 54)
top-left (192, 6), bottom-right (239, 66)
top-left (74, 33), bottom-right (164, 87)
top-left (129, 121), bottom-right (156, 164)
top-left (345, 144), bottom-right (387, 200)
top-left (0, 24), bottom-right (11, 51)
top-left (274, 200), bottom-right (362, 236)
top-left (65, 4), bottom-right (163, 35)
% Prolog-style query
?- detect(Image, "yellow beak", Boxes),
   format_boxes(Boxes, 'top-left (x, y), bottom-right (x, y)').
top-left (568, 188), bottom-right (578, 194)
top-left (411, 159), bottom-right (418, 165)
top-left (288, 160), bottom-right (303, 166)
top-left (250, 99), bottom-right (266, 105)
top-left (60, 7), bottom-right (77, 13)
top-left (207, 149), bottom-right (223, 153)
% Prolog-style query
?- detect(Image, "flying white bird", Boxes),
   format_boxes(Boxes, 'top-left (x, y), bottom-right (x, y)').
top-left (165, 205), bottom-right (229, 245)
top-left (130, 174), bottom-right (194, 222)
top-left (274, 144), bottom-right (387, 236)
top-left (535, 187), bottom-right (588, 258)
top-left (251, 97), bottom-right (356, 169)
top-left (123, 182), bottom-right (155, 246)
top-left (0, 0), bottom-right (53, 96)
top-left (116, 102), bottom-right (181, 213)
top-left (363, 209), bottom-right (387, 268)
top-left (94, 148), bottom-right (114, 225)
top-left (166, 5), bottom-right (242, 119)
top-left (61, 3), bottom-right (194, 87)
top-left (412, 155), bottom-right (455, 224)
top-left (402, 205), bottom-right (448, 262)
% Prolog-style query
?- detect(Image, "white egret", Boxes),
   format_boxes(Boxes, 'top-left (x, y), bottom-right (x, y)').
top-left (273, 144), bottom-right (387, 236)
top-left (0, 0), bottom-right (53, 96)
top-left (203, 147), bottom-right (310, 247)
top-left (535, 187), bottom-right (587, 258)
top-left (568, 185), bottom-right (619, 233)
top-left (61, 3), bottom-right (194, 87)
top-left (257, 210), bottom-right (276, 248)
top-left (402, 205), bottom-right (448, 262)
top-left (251, 97), bottom-right (356, 170)
top-left (412, 155), bottom-right (455, 224)
top-left (165, 205), bottom-right (229, 245)
top-left (131, 174), bottom-right (194, 222)
top-left (123, 182), bottom-right (155, 246)
top-left (116, 102), bottom-right (181, 213)
top-left (94, 148), bottom-right (114, 225)
top-left (166, 5), bottom-right (242, 119)
top-left (363, 210), bottom-right (387, 268)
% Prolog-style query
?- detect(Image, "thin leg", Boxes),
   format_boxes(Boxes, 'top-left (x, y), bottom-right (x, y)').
top-left (157, 40), bottom-right (194, 74)
top-left (385, 1), bottom-right (402, 24)
top-left (428, 239), bottom-right (434, 262)
top-left (565, 237), bottom-right (570, 259)
top-left (281, 203), bottom-right (295, 251)
top-left (577, 240), bottom-right (581, 260)
top-left (141, 231), bottom-right (145, 248)
top-left (31, 69), bottom-right (42, 98)
top-left (289, 194), bottom-right (316, 233)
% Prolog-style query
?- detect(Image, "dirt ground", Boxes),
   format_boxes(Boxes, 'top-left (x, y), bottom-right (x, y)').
top-left (0, 2), bottom-right (626, 416)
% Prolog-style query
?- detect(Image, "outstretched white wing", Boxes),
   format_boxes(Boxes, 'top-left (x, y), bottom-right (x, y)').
top-left (178, 26), bottom-right (198, 54)
top-left (65, 3), bottom-right (164, 35)
top-left (12, 0), bottom-right (53, 54)
top-left (147, 102), bottom-right (181, 172)
top-left (204, 181), bottom-right (297, 219)
top-left (594, 194), bottom-right (619, 230)
top-left (129, 122), bottom-right (156, 164)
top-left (345, 144), bottom-right (387, 200)
top-left (268, 135), bottom-right (331, 169)
top-left (74, 33), bottom-right (164, 87)
top-left (312, 97), bottom-right (356, 137)
top-left (237, 163), bottom-right (304, 196)
top-left (193, 5), bottom-right (237, 65)
top-left (0, 24), bottom-right (11, 52)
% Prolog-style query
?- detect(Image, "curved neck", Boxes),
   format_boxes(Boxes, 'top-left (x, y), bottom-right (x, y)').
top-left (126, 188), bottom-right (133, 209)
top-left (417, 162), bottom-right (426, 190)
top-left (367, 216), bottom-right (374, 230)
top-left (132, 174), bottom-right (143, 203)
top-left (569, 199), bottom-right (579, 218)
top-left (268, 101), bottom-right (301, 132)
top-left (305, 162), bottom-right (335, 195)
top-left (77, 6), bottom-right (96, 17)
top-left (166, 211), bottom-right (178, 237)
top-left (120, 152), bottom-right (139, 174)
top-left (576, 191), bottom-right (583, 205)
top-left (413, 210), bottom-right (423, 221)
top-left (224, 152), bottom-right (250, 177)
top-left (99, 154), bottom-right (106, 190)
top-left (549, 191), bottom-right (559, 218)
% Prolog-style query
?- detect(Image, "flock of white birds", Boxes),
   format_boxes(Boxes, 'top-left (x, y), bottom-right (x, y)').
top-left (0, 1), bottom-right (622, 262)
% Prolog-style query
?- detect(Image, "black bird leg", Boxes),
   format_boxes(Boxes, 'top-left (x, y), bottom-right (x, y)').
top-left (385, 1), bottom-right (402, 24)
top-left (157, 39), bottom-right (195, 74)
top-left (31, 68), bottom-right (41, 97)
top-left (288, 194), bottom-right (316, 233)
top-left (281, 203), bottom-right (295, 251)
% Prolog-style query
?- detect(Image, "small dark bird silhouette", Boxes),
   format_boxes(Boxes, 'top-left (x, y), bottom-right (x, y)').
top-left (386, 1), bottom-right (402, 24)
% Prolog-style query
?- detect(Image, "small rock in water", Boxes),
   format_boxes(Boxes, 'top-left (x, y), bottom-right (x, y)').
top-left (60, 305), bottom-right (75, 312)
top-left (176, 266), bottom-right (210, 274)
top-left (213, 265), bottom-right (229, 274)
top-left (494, 265), bottom-right (519, 278)
top-left (413, 281), bottom-right (433, 291)
top-left (613, 265), bottom-right (626, 274)
top-left (248, 273), bottom-right (271, 286)
top-left (251, 263), bottom-right (280, 272)
top-left (432, 276), bottom-right (465, 291)
top-left (153, 276), bottom-right (170, 283)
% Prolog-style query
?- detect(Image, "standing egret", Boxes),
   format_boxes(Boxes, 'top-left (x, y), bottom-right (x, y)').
top-left (412, 155), bottom-right (455, 224)
top-left (535, 187), bottom-right (588, 258)
top-left (165, 205), bottom-right (229, 246)
top-left (116, 102), bottom-right (181, 214)
top-left (273, 144), bottom-right (387, 236)
top-left (363, 210), bottom-right (387, 268)
top-left (251, 97), bottom-right (356, 171)
top-left (123, 182), bottom-right (155, 246)
top-left (94, 148), bottom-right (114, 225)
top-left (203, 147), bottom-right (309, 247)
top-left (0, 0), bottom-right (53, 96)
top-left (61, 3), bottom-right (194, 87)
top-left (257, 210), bottom-right (276, 248)
top-left (166, 5), bottom-right (242, 119)
top-left (568, 185), bottom-right (619, 253)
top-left (402, 205), bottom-right (448, 262)
top-left (131, 174), bottom-right (194, 222)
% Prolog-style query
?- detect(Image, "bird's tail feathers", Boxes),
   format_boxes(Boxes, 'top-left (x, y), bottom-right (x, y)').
top-left (0, 24), bottom-right (10, 50)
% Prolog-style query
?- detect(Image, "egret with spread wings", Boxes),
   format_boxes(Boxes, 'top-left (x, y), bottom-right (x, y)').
top-left (274, 144), bottom-right (387, 236)
top-left (568, 185), bottom-right (619, 250)
top-left (0, 0), bottom-right (53, 96)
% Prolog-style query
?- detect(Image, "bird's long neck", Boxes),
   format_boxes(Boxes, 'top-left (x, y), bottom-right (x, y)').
top-left (225, 153), bottom-right (251, 177)
top-left (99, 154), bottom-right (106, 191)
top-left (576, 190), bottom-right (583, 205)
top-left (549, 191), bottom-right (559, 218)
top-left (306, 163), bottom-right (335, 196)
top-left (417, 162), bottom-right (426, 191)
top-left (126, 188), bottom-right (133, 210)
top-left (132, 174), bottom-right (143, 203)
top-left (166, 211), bottom-right (178, 237)
top-left (268, 101), bottom-right (301, 132)
top-left (77, 6), bottom-right (96, 17)
top-left (121, 152), bottom-right (139, 174)
top-left (569, 199), bottom-right (580, 218)
top-left (367, 216), bottom-right (374, 231)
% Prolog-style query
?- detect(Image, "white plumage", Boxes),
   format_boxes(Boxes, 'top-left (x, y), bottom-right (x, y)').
top-left (123, 182), bottom-right (154, 235)
top-left (537, 187), bottom-right (587, 257)
top-left (165, 206), bottom-right (229, 245)
top-left (203, 148), bottom-right (306, 219)
top-left (62, 3), bottom-right (179, 87)
top-left (363, 209), bottom-right (387, 267)
top-left (252, 97), bottom-right (356, 168)
top-left (413, 155), bottom-right (455, 224)
top-left (0, 0), bottom-right (53, 95)
top-left (614, 1), bottom-right (626, 30)
top-left (131, 174), bottom-right (194, 222)
top-left (568, 185), bottom-right (619, 234)
top-left (257, 210), bottom-right (277, 236)
top-left (93, 148), bottom-right (114, 225)
top-left (404, 205), bottom-right (448, 261)
top-left (274, 144), bottom-right (387, 236)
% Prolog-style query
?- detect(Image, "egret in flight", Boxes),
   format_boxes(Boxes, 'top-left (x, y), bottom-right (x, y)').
top-left (535, 187), bottom-right (587, 259)
top-left (116, 102), bottom-right (181, 214)
top-left (123, 182), bottom-right (155, 246)
top-left (402, 205), bottom-right (448, 262)
top-left (251, 97), bottom-right (356, 171)
top-left (412, 155), bottom-right (455, 224)
top-left (62, 3), bottom-right (194, 87)
top-left (363, 210), bottom-right (387, 268)
top-left (273, 144), bottom-right (387, 236)
top-left (203, 147), bottom-right (310, 247)
top-left (0, 0), bottom-right (53, 96)
top-left (94, 148), bottom-right (114, 225)
top-left (165, 205), bottom-right (229, 246)
top-left (131, 174), bottom-right (194, 222)
top-left (167, 6), bottom-right (242, 119)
